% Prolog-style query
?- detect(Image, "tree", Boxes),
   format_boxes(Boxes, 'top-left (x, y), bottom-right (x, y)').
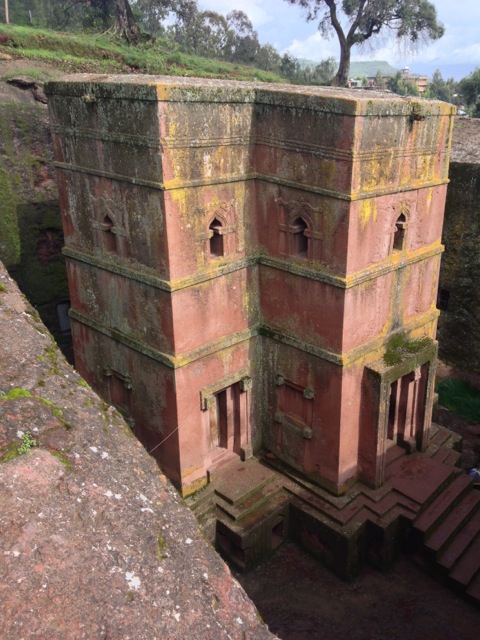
top-left (224, 10), bottom-right (260, 64)
top-left (284, 0), bottom-right (444, 87)
top-left (428, 69), bottom-right (456, 103)
top-left (92, 0), bottom-right (143, 42)
top-left (255, 44), bottom-right (282, 72)
top-left (386, 70), bottom-right (419, 96)
top-left (375, 69), bottom-right (386, 89)
top-left (458, 68), bottom-right (480, 117)
top-left (133, 0), bottom-right (173, 36)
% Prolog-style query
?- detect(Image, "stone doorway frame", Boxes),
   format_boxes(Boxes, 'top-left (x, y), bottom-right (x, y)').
top-left (201, 370), bottom-right (253, 464)
top-left (364, 338), bottom-right (438, 488)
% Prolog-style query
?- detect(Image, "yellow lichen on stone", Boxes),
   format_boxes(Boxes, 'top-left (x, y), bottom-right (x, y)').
top-left (358, 198), bottom-right (377, 230)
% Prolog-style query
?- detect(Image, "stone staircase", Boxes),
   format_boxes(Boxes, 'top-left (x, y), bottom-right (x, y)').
top-left (187, 458), bottom-right (289, 570)
top-left (409, 465), bottom-right (480, 602)
top-left (188, 423), bottom-right (480, 605)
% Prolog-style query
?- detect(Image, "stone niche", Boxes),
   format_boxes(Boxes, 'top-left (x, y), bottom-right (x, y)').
top-left (46, 75), bottom-right (454, 498)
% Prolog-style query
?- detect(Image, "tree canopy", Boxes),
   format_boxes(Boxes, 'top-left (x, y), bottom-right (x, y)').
top-left (458, 68), bottom-right (480, 117)
top-left (427, 69), bottom-right (457, 103)
top-left (284, 0), bottom-right (444, 86)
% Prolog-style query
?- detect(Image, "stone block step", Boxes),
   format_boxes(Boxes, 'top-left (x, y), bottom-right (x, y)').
top-left (219, 490), bottom-right (290, 537)
top-left (429, 424), bottom-right (457, 448)
top-left (425, 491), bottom-right (480, 553)
top-left (185, 484), bottom-right (216, 513)
top-left (214, 459), bottom-right (277, 506)
top-left (387, 454), bottom-right (455, 506)
top-left (216, 482), bottom-right (284, 522)
top-left (466, 571), bottom-right (480, 602)
top-left (414, 473), bottom-right (472, 534)
top-left (449, 534), bottom-right (480, 586)
top-left (207, 449), bottom-right (239, 481)
top-left (443, 449), bottom-right (462, 466)
top-left (432, 446), bottom-right (456, 463)
top-left (385, 445), bottom-right (405, 466)
top-left (438, 508), bottom-right (480, 569)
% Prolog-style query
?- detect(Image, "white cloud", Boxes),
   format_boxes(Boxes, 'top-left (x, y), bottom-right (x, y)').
top-left (198, 0), bottom-right (272, 27)
top-left (189, 0), bottom-right (480, 69)
top-left (285, 32), bottom-right (337, 62)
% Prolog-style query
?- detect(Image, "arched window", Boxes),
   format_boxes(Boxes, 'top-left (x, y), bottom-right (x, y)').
top-left (209, 217), bottom-right (224, 258)
top-left (392, 214), bottom-right (407, 251)
top-left (101, 215), bottom-right (117, 254)
top-left (290, 217), bottom-right (309, 258)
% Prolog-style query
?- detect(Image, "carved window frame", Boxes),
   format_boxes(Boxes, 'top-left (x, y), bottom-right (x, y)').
top-left (276, 197), bottom-right (322, 261)
top-left (195, 203), bottom-right (237, 262)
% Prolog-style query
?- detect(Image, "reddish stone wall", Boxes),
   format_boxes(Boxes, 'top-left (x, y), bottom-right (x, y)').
top-left (46, 76), bottom-right (454, 496)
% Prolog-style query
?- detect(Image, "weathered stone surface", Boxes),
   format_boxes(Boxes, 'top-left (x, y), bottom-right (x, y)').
top-left (46, 74), bottom-right (454, 499)
top-left (0, 85), bottom-right (69, 355)
top-left (437, 118), bottom-right (480, 372)
top-left (0, 263), bottom-right (275, 640)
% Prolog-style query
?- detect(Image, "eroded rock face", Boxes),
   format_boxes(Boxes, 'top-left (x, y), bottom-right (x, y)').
top-left (437, 119), bottom-right (480, 372)
top-left (0, 263), bottom-right (275, 640)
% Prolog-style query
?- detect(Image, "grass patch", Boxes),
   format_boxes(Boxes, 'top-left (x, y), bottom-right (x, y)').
top-left (436, 377), bottom-right (480, 423)
top-left (1, 67), bottom-right (60, 82)
top-left (0, 24), bottom-right (286, 83)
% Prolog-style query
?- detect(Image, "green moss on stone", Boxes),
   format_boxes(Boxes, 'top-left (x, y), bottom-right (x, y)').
top-left (4, 388), bottom-right (32, 400)
top-left (383, 334), bottom-right (430, 366)
top-left (50, 451), bottom-right (73, 471)
top-left (157, 534), bottom-right (168, 559)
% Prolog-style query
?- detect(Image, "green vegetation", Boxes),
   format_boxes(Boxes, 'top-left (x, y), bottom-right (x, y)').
top-left (383, 334), bottom-right (430, 367)
top-left (1, 431), bottom-right (37, 462)
top-left (50, 450), bottom-right (73, 471)
top-left (18, 431), bottom-right (36, 454)
top-left (458, 68), bottom-right (480, 117)
top-left (436, 378), bottom-right (480, 423)
top-left (157, 533), bottom-right (168, 559)
top-left (3, 387), bottom-right (32, 399)
top-left (0, 24), bottom-right (285, 82)
top-left (286, 0), bottom-right (444, 86)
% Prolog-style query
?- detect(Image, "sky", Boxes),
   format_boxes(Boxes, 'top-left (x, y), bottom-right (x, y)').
top-left (197, 0), bottom-right (480, 79)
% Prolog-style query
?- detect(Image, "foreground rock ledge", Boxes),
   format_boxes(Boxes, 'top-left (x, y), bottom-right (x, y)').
top-left (0, 262), bottom-right (274, 640)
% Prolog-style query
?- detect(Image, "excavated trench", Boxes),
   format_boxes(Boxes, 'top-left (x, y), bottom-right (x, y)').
top-left (233, 541), bottom-right (479, 640)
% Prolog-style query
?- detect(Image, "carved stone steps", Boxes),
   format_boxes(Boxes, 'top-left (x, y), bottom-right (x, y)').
top-left (449, 534), bottom-right (480, 586)
top-left (438, 508), bottom-right (480, 570)
top-left (414, 473), bottom-right (472, 535)
top-left (466, 571), bottom-right (480, 602)
top-left (216, 482), bottom-right (284, 523)
top-left (425, 491), bottom-right (480, 554)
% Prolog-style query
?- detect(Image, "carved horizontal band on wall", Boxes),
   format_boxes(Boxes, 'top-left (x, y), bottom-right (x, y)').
top-left (69, 306), bottom-right (439, 370)
top-left (63, 241), bottom-right (443, 293)
top-left (54, 162), bottom-right (450, 203)
top-left (51, 125), bottom-right (163, 149)
top-left (69, 308), bottom-right (256, 368)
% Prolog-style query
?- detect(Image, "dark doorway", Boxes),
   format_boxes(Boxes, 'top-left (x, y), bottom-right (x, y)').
top-left (210, 383), bottom-right (242, 455)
